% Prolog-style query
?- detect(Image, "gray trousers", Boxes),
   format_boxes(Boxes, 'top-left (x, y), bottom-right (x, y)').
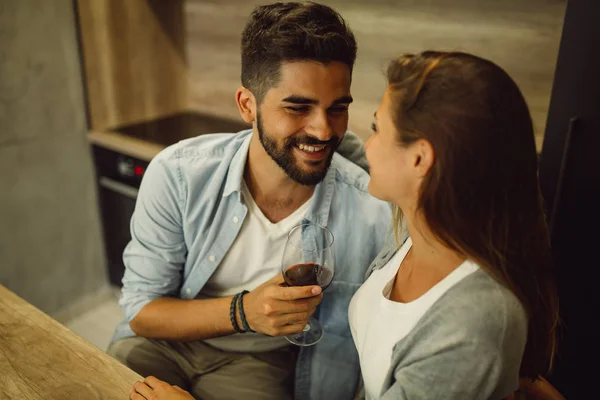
top-left (107, 336), bottom-right (297, 400)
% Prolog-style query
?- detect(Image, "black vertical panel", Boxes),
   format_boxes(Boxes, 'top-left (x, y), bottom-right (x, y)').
top-left (539, 0), bottom-right (600, 397)
top-left (97, 186), bottom-right (136, 287)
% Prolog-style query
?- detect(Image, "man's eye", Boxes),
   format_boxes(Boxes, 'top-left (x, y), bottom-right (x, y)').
top-left (286, 106), bottom-right (310, 113)
top-left (371, 122), bottom-right (377, 132)
top-left (328, 107), bottom-right (348, 114)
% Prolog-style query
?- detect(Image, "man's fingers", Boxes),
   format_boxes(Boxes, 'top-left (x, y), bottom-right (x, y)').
top-left (267, 274), bottom-right (286, 285)
top-left (130, 394), bottom-right (145, 400)
top-left (306, 294), bottom-right (323, 309)
top-left (278, 322), bottom-right (311, 336)
top-left (274, 285), bottom-right (322, 301)
top-left (273, 296), bottom-right (321, 314)
top-left (278, 311), bottom-right (311, 326)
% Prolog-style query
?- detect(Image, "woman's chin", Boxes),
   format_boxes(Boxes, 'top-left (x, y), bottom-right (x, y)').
top-left (367, 181), bottom-right (385, 200)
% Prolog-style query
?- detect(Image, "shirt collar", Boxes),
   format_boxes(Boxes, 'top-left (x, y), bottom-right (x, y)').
top-left (223, 129), bottom-right (337, 228)
top-left (222, 130), bottom-right (253, 198)
top-left (303, 157), bottom-right (337, 229)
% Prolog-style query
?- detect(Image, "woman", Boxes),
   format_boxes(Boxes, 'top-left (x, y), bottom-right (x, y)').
top-left (128, 51), bottom-right (560, 400)
top-left (348, 51), bottom-right (559, 399)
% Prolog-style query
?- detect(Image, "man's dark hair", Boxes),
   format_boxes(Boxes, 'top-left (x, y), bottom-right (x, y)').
top-left (241, 2), bottom-right (357, 102)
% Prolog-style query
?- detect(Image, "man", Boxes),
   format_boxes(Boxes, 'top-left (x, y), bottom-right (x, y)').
top-left (109, 2), bottom-right (390, 399)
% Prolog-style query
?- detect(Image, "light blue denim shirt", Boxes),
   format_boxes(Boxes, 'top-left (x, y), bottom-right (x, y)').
top-left (112, 129), bottom-right (391, 399)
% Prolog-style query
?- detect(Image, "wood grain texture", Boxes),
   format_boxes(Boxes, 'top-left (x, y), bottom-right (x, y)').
top-left (76, 0), bottom-right (189, 131)
top-left (0, 285), bottom-right (141, 400)
top-left (87, 130), bottom-right (163, 161)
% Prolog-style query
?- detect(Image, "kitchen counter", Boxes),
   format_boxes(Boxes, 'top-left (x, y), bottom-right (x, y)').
top-left (0, 284), bottom-right (142, 399)
top-left (87, 110), bottom-right (250, 162)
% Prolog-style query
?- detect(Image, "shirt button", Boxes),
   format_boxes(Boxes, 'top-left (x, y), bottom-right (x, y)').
top-left (232, 216), bottom-right (239, 223)
top-left (209, 255), bottom-right (216, 262)
top-left (185, 288), bottom-right (191, 296)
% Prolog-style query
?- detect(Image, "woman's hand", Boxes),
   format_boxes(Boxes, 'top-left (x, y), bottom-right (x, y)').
top-left (130, 376), bottom-right (195, 400)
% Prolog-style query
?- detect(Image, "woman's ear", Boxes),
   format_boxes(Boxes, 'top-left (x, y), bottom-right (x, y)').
top-left (235, 87), bottom-right (256, 124)
top-left (413, 139), bottom-right (435, 177)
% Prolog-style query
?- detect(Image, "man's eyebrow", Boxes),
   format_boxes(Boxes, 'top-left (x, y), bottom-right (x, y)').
top-left (282, 96), bottom-right (318, 105)
top-left (332, 96), bottom-right (353, 105)
top-left (281, 95), bottom-right (354, 106)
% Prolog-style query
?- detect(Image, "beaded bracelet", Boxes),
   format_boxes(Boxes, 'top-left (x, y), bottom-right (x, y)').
top-left (230, 292), bottom-right (244, 333)
top-left (237, 290), bottom-right (255, 333)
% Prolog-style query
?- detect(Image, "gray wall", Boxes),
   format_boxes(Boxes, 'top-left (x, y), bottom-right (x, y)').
top-left (0, 0), bottom-right (107, 316)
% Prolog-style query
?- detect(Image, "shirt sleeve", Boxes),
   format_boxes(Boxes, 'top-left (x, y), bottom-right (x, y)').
top-left (119, 153), bottom-right (187, 323)
top-left (337, 130), bottom-right (369, 172)
top-left (380, 338), bottom-right (504, 400)
top-left (378, 280), bottom-right (525, 400)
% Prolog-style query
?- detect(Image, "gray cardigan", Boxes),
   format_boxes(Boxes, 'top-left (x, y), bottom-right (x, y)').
top-left (361, 235), bottom-right (528, 400)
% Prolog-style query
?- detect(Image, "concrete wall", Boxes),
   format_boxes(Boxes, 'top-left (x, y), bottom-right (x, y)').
top-left (0, 0), bottom-right (107, 316)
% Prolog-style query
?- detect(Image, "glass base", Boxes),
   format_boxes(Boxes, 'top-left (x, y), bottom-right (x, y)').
top-left (285, 317), bottom-right (323, 346)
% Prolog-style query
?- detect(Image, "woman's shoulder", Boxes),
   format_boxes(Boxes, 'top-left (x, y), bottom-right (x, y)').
top-left (385, 269), bottom-right (528, 400)
top-left (419, 269), bottom-right (528, 344)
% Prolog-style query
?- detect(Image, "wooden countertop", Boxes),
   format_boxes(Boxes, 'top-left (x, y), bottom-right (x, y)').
top-left (88, 130), bottom-right (163, 162)
top-left (0, 284), bottom-right (141, 399)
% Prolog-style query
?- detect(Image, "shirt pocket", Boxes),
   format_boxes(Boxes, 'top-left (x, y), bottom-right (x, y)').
top-left (320, 280), bottom-right (362, 338)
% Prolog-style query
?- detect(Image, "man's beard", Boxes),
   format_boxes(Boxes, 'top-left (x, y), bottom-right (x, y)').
top-left (257, 112), bottom-right (340, 186)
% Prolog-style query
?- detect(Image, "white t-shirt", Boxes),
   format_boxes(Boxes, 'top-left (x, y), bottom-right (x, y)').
top-left (201, 182), bottom-right (311, 352)
top-left (348, 238), bottom-right (480, 399)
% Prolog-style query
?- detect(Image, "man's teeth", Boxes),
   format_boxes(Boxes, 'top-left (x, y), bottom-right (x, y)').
top-left (298, 144), bottom-right (326, 152)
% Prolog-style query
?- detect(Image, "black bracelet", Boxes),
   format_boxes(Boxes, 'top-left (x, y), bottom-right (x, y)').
top-left (237, 290), bottom-right (255, 333)
top-left (230, 293), bottom-right (244, 333)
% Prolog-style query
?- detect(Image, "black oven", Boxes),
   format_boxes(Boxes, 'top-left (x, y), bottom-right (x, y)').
top-left (93, 145), bottom-right (148, 286)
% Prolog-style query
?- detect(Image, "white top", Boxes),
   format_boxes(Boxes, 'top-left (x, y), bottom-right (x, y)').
top-left (348, 238), bottom-right (480, 399)
top-left (201, 182), bottom-right (311, 352)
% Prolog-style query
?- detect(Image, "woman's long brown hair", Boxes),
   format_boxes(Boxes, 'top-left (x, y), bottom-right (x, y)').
top-left (386, 51), bottom-right (559, 379)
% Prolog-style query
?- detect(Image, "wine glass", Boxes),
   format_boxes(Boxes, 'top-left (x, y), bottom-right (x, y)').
top-left (281, 222), bottom-right (335, 346)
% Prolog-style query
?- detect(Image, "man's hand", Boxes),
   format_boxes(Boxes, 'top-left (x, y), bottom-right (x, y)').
top-left (242, 274), bottom-right (323, 336)
top-left (130, 376), bottom-right (195, 400)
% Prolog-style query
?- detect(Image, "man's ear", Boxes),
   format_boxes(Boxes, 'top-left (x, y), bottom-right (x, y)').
top-left (235, 87), bottom-right (256, 124)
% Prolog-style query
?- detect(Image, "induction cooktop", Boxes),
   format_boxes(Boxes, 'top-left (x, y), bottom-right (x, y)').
top-left (109, 111), bottom-right (250, 147)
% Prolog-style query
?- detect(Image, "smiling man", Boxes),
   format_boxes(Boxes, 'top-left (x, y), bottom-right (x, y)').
top-left (250, 63), bottom-right (354, 187)
top-left (108, 3), bottom-right (390, 400)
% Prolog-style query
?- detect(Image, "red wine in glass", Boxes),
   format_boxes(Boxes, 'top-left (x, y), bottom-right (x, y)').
top-left (283, 263), bottom-right (334, 290)
top-left (281, 223), bottom-right (335, 346)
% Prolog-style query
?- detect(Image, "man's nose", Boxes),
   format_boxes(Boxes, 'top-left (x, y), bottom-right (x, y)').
top-left (307, 111), bottom-right (333, 142)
